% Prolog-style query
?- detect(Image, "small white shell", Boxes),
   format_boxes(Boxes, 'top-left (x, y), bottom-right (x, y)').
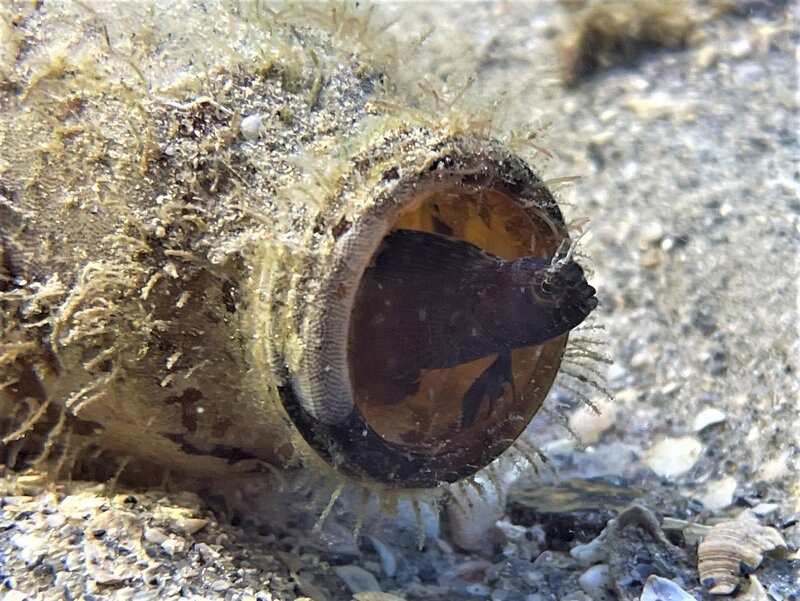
top-left (697, 510), bottom-right (787, 595)
top-left (577, 564), bottom-right (614, 600)
top-left (691, 407), bottom-right (727, 432)
top-left (240, 114), bottom-right (262, 140)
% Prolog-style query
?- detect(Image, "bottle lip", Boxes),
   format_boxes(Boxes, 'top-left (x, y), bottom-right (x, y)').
top-left (282, 139), bottom-right (573, 488)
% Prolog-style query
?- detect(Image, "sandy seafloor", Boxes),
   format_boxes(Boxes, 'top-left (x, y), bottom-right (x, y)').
top-left (1, 1), bottom-right (798, 600)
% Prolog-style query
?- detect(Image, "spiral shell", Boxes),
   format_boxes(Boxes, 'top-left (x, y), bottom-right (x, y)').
top-left (697, 511), bottom-right (787, 595)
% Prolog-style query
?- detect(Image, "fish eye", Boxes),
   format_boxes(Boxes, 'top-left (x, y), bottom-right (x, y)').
top-left (280, 149), bottom-right (578, 489)
top-left (529, 273), bottom-right (562, 305)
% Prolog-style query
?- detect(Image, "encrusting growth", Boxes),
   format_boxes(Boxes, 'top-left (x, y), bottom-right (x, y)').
top-left (0, 0), bottom-right (601, 529)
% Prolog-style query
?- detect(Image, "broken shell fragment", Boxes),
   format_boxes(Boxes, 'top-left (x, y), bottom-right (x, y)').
top-left (691, 407), bottom-right (727, 432)
top-left (644, 436), bottom-right (703, 479)
top-left (698, 511), bottom-right (787, 595)
top-left (640, 575), bottom-right (696, 601)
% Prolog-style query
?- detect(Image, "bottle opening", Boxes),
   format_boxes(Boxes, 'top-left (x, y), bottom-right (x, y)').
top-left (281, 149), bottom-right (595, 488)
top-left (347, 184), bottom-right (569, 479)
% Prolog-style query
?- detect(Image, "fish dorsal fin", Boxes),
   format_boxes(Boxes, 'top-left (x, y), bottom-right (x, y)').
top-left (369, 229), bottom-right (499, 282)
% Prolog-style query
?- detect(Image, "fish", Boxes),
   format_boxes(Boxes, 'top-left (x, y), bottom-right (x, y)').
top-left (350, 228), bottom-right (598, 428)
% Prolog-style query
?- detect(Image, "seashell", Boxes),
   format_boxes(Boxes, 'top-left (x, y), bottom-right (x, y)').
top-left (0, 0), bottom-right (598, 519)
top-left (697, 510), bottom-right (787, 595)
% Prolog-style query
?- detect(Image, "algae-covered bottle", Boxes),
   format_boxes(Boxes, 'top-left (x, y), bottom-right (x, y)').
top-left (0, 1), bottom-right (595, 500)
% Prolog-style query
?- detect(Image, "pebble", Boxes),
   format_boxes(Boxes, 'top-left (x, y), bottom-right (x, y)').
top-left (58, 492), bottom-right (107, 515)
top-left (630, 348), bottom-right (657, 369)
top-left (84, 537), bottom-right (141, 584)
top-left (640, 575), bottom-right (697, 601)
top-left (691, 407), bottom-right (727, 432)
top-left (640, 249), bottom-right (665, 268)
top-left (693, 44), bottom-right (719, 70)
top-left (490, 589), bottom-right (521, 601)
top-left (15, 472), bottom-right (47, 495)
top-left (644, 437), bottom-right (703, 479)
top-left (240, 114), bottom-right (262, 140)
top-left (368, 536), bottom-right (397, 578)
top-left (735, 575), bottom-right (769, 601)
top-left (143, 527), bottom-right (168, 545)
top-left (729, 38), bottom-right (753, 59)
top-left (699, 476), bottom-right (737, 511)
top-left (495, 520), bottom-right (527, 544)
top-left (624, 92), bottom-right (696, 121)
top-left (160, 536), bottom-right (186, 556)
top-left (639, 222), bottom-right (665, 244)
top-left (577, 564), bottom-right (614, 600)
top-left (569, 397), bottom-right (616, 444)
top-left (606, 363), bottom-right (627, 383)
top-left (465, 583), bottom-right (491, 596)
top-left (540, 437), bottom-right (575, 455)
top-left (353, 593), bottom-right (408, 601)
top-left (570, 537), bottom-right (608, 567)
top-left (10, 533), bottom-right (47, 565)
top-left (750, 503), bottom-right (780, 517)
top-left (334, 565), bottom-right (382, 594)
top-left (451, 559), bottom-right (492, 580)
top-left (590, 130), bottom-right (615, 146)
top-left (755, 454), bottom-right (791, 482)
top-left (194, 542), bottom-right (220, 562)
top-left (64, 552), bottom-right (83, 571)
top-left (171, 517), bottom-right (208, 535)
top-left (446, 482), bottom-right (501, 553)
top-left (210, 579), bottom-right (229, 592)
top-left (44, 513), bottom-right (67, 529)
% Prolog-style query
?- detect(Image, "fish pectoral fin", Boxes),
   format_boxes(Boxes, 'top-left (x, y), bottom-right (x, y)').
top-left (460, 351), bottom-right (514, 429)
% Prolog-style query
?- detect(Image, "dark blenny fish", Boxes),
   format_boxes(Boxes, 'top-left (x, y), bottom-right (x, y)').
top-left (353, 229), bottom-right (597, 428)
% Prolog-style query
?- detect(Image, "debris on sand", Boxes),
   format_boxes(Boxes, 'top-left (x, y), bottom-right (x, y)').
top-left (561, 0), bottom-right (698, 86)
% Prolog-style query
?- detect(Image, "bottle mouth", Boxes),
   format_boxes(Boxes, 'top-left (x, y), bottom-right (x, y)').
top-left (281, 147), bottom-right (581, 488)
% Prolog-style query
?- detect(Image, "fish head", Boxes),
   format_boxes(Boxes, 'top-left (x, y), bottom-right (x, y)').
top-left (505, 257), bottom-right (598, 346)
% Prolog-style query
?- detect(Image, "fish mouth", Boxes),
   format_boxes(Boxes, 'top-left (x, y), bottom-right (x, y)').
top-left (280, 140), bottom-right (588, 488)
top-left (571, 272), bottom-right (598, 316)
top-left (546, 260), bottom-right (598, 316)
